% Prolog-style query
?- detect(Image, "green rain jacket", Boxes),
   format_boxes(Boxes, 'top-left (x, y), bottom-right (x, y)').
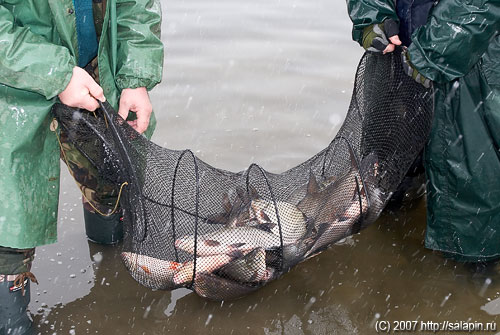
top-left (348, 0), bottom-right (500, 261)
top-left (0, 0), bottom-right (163, 249)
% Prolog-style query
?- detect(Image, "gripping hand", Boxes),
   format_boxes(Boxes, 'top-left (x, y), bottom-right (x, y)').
top-left (362, 19), bottom-right (401, 54)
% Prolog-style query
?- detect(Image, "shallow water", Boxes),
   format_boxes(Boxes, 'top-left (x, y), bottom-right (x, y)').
top-left (30, 1), bottom-right (500, 334)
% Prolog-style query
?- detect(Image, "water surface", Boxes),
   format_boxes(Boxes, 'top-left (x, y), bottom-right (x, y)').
top-left (30, 1), bottom-right (500, 334)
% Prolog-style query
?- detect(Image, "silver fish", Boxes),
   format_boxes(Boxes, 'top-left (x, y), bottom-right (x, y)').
top-left (281, 234), bottom-right (318, 269)
top-left (303, 220), bottom-right (352, 259)
top-left (218, 247), bottom-right (267, 283)
top-left (173, 253), bottom-right (233, 285)
top-left (356, 152), bottom-right (386, 227)
top-left (175, 226), bottom-right (281, 256)
top-left (301, 153), bottom-right (382, 259)
top-left (297, 151), bottom-right (377, 227)
top-left (207, 186), bottom-right (259, 227)
top-left (302, 195), bottom-right (370, 259)
top-left (250, 199), bottom-right (307, 245)
top-left (193, 272), bottom-right (260, 300)
top-left (121, 252), bottom-right (183, 290)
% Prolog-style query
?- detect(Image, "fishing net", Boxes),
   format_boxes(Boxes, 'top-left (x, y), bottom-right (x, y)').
top-left (53, 50), bottom-right (433, 300)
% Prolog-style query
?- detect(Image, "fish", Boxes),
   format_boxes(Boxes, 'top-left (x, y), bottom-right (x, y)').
top-left (356, 152), bottom-right (387, 228)
top-left (121, 252), bottom-right (183, 290)
top-left (296, 153), bottom-right (381, 259)
top-left (302, 192), bottom-right (371, 259)
top-left (297, 150), bottom-right (378, 228)
top-left (297, 171), bottom-right (357, 228)
top-left (173, 253), bottom-right (234, 285)
top-left (264, 235), bottom-right (317, 271)
top-left (207, 186), bottom-right (260, 227)
top-left (303, 220), bottom-right (353, 259)
top-left (283, 232), bottom-right (319, 267)
top-left (217, 247), bottom-right (268, 282)
top-left (286, 168), bottom-right (343, 206)
top-left (250, 199), bottom-right (307, 245)
top-left (175, 226), bottom-right (281, 256)
top-left (193, 272), bottom-right (261, 300)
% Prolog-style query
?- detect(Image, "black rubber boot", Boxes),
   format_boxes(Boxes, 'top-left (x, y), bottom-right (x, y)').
top-left (386, 152), bottom-right (426, 210)
top-left (0, 278), bottom-right (32, 335)
top-left (84, 208), bottom-right (123, 244)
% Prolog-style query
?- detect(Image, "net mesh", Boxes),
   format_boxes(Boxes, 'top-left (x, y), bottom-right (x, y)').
top-left (53, 50), bottom-right (433, 300)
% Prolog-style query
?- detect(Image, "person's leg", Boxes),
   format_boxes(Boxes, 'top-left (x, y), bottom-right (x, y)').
top-left (58, 132), bottom-right (124, 244)
top-left (424, 70), bottom-right (500, 262)
top-left (0, 246), bottom-right (36, 335)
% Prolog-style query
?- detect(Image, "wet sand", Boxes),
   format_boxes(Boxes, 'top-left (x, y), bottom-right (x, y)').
top-left (30, 1), bottom-right (500, 334)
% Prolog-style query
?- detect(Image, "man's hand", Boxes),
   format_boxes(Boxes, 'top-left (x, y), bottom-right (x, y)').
top-left (118, 87), bottom-right (152, 134)
top-left (362, 19), bottom-right (402, 54)
top-left (58, 67), bottom-right (105, 111)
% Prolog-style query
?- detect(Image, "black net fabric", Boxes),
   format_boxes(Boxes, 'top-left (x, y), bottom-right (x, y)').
top-left (53, 50), bottom-right (433, 300)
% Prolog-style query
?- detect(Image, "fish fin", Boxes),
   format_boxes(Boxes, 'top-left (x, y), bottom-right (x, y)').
top-left (304, 217), bottom-right (317, 235)
top-left (227, 250), bottom-right (245, 259)
top-left (250, 200), bottom-right (265, 218)
top-left (168, 262), bottom-right (183, 270)
top-left (315, 222), bottom-right (330, 235)
top-left (256, 222), bottom-right (276, 233)
top-left (222, 193), bottom-right (232, 214)
top-left (233, 209), bottom-right (250, 226)
top-left (232, 195), bottom-right (244, 210)
top-left (360, 152), bottom-right (379, 178)
top-left (204, 239), bottom-right (221, 247)
top-left (229, 242), bottom-right (246, 249)
top-left (304, 250), bottom-right (323, 260)
top-left (248, 185), bottom-right (260, 200)
top-left (322, 175), bottom-right (338, 187)
top-left (248, 272), bottom-right (259, 282)
top-left (259, 210), bottom-right (272, 223)
top-left (306, 171), bottom-right (319, 194)
top-left (235, 187), bottom-right (247, 202)
top-left (338, 213), bottom-right (350, 222)
top-left (206, 213), bottom-right (228, 225)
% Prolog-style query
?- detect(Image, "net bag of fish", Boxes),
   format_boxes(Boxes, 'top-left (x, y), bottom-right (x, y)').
top-left (53, 50), bottom-right (433, 300)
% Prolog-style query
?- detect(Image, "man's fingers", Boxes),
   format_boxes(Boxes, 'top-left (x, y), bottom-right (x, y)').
top-left (88, 80), bottom-right (106, 102)
top-left (382, 35), bottom-right (401, 54)
top-left (383, 43), bottom-right (396, 54)
top-left (118, 87), bottom-right (152, 133)
top-left (118, 101), bottom-right (130, 120)
top-left (80, 95), bottom-right (100, 111)
top-left (136, 112), bottom-right (151, 134)
top-left (127, 120), bottom-right (138, 129)
top-left (389, 35), bottom-right (402, 46)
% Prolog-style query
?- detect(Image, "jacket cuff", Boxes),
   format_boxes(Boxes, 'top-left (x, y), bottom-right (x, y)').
top-left (115, 75), bottom-right (160, 91)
